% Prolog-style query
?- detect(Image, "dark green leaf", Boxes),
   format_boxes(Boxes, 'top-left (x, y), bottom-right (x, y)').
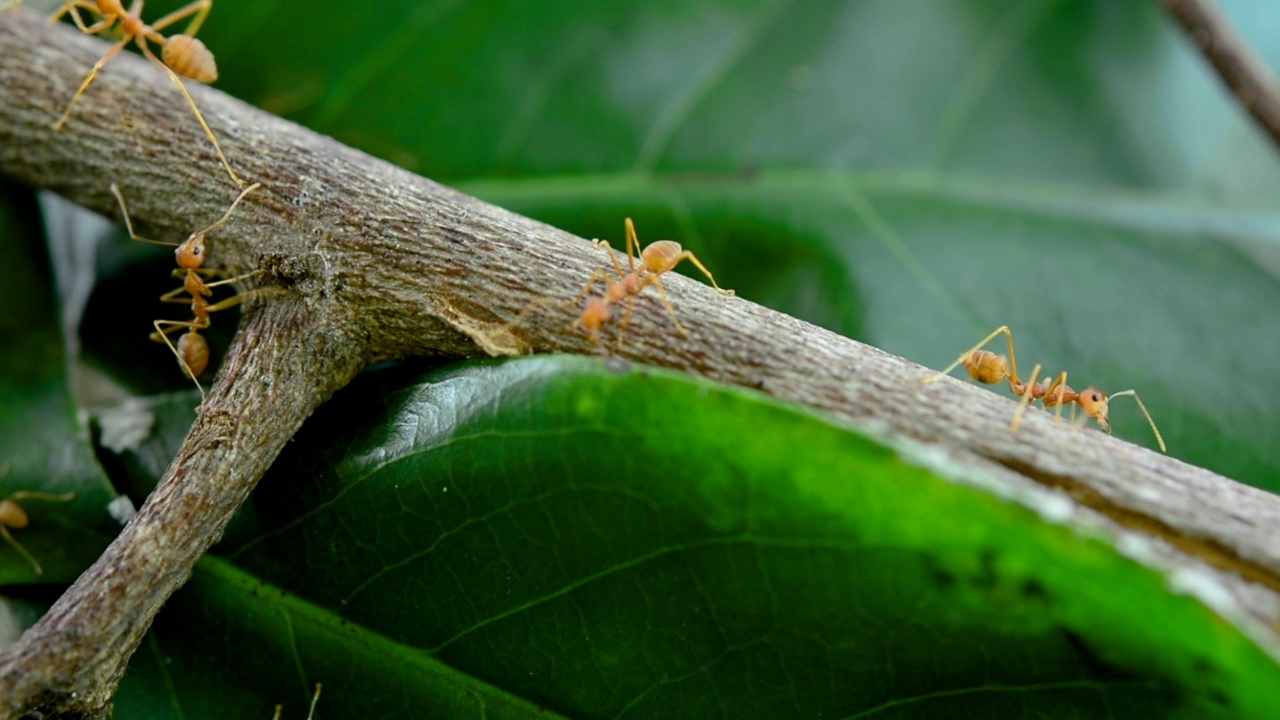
top-left (114, 357), bottom-right (1280, 719)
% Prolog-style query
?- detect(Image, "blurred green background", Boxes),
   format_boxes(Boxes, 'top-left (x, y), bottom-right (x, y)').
top-left (4, 0), bottom-right (1280, 717)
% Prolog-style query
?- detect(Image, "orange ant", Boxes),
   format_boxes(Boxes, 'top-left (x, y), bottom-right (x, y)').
top-left (0, 463), bottom-right (76, 576)
top-left (111, 181), bottom-right (262, 397)
top-left (496, 218), bottom-right (732, 348)
top-left (271, 684), bottom-right (322, 720)
top-left (922, 325), bottom-right (1166, 452)
top-left (574, 217), bottom-right (733, 345)
top-left (51, 0), bottom-right (244, 186)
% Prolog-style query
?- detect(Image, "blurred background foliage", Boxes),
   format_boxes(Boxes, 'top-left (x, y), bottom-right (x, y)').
top-left (3, 0), bottom-right (1280, 717)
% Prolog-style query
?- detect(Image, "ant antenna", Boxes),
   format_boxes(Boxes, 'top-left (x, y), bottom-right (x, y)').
top-left (1103, 390), bottom-right (1167, 453)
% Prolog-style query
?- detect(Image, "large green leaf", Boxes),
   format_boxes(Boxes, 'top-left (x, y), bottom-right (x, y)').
top-left (111, 357), bottom-right (1280, 718)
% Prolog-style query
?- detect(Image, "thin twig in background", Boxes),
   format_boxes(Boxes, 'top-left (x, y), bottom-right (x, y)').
top-left (1160, 0), bottom-right (1280, 150)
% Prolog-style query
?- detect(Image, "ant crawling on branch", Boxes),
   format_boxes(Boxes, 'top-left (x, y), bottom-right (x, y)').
top-left (111, 181), bottom-right (263, 397)
top-left (498, 218), bottom-right (733, 348)
top-left (922, 325), bottom-right (1166, 452)
top-left (51, 0), bottom-right (245, 186)
top-left (0, 463), bottom-right (76, 576)
top-left (575, 217), bottom-right (734, 346)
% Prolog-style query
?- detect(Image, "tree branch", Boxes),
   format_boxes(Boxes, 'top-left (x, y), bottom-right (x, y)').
top-left (1160, 0), bottom-right (1280, 151)
top-left (2, 10), bottom-right (1280, 717)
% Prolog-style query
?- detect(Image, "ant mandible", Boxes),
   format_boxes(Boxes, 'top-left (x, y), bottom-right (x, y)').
top-left (0, 463), bottom-right (76, 576)
top-left (576, 217), bottom-right (734, 345)
top-left (922, 325), bottom-right (1166, 452)
top-left (51, 0), bottom-right (245, 186)
top-left (111, 181), bottom-right (262, 397)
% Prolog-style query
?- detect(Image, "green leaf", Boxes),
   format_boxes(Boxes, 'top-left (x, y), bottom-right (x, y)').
top-left (113, 357), bottom-right (1280, 718)
top-left (0, 184), bottom-right (116, 585)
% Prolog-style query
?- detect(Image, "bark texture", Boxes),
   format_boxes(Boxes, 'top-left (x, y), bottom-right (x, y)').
top-left (1, 10), bottom-right (1280, 718)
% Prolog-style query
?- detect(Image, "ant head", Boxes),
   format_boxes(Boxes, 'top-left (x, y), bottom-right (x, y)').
top-left (1077, 387), bottom-right (1111, 432)
top-left (579, 298), bottom-right (611, 332)
top-left (963, 350), bottom-right (1007, 385)
top-left (0, 498), bottom-right (29, 529)
top-left (641, 241), bottom-right (683, 275)
top-left (175, 233), bottom-right (206, 270)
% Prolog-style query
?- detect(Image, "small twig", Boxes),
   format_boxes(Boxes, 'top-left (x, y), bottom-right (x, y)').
top-left (1160, 0), bottom-right (1280, 150)
top-left (2, 9), bottom-right (1280, 718)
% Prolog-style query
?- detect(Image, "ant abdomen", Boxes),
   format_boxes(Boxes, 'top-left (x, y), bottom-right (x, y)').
top-left (962, 350), bottom-right (1006, 385)
top-left (641, 240), bottom-right (683, 273)
top-left (178, 331), bottom-right (210, 378)
top-left (163, 35), bottom-right (218, 83)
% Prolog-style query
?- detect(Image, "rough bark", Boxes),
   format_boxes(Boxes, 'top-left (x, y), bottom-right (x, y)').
top-left (1, 10), bottom-right (1280, 718)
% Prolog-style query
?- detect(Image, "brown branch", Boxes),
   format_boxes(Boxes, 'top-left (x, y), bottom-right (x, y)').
top-left (1160, 0), bottom-right (1280, 150)
top-left (2, 10), bottom-right (1280, 717)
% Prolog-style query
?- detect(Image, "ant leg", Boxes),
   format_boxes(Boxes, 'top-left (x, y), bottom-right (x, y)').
top-left (1108, 390), bottom-right (1167, 453)
top-left (668, 251), bottom-right (735, 295)
top-left (1, 525), bottom-right (46, 575)
top-left (591, 239), bottom-right (629, 281)
top-left (152, 319), bottom-right (208, 395)
top-left (1010, 363), bottom-right (1042, 431)
top-left (7, 491), bottom-right (76, 503)
top-left (0, 491), bottom-right (71, 574)
top-left (1042, 370), bottom-right (1069, 422)
top-left (572, 269), bottom-right (613, 305)
top-left (202, 268), bottom-right (266, 291)
top-left (200, 286), bottom-right (277, 314)
top-left (159, 284), bottom-right (203, 304)
top-left (510, 269), bottom-right (612, 333)
top-left (52, 36), bottom-right (130, 130)
top-left (54, 2), bottom-right (112, 33)
top-left (1001, 327), bottom-right (1023, 389)
top-left (640, 276), bottom-right (689, 336)
top-left (306, 683), bottom-right (323, 720)
top-left (623, 218), bottom-right (641, 276)
top-left (110, 184), bottom-right (179, 247)
top-left (137, 42), bottom-right (245, 186)
top-left (922, 325), bottom-right (1012, 384)
top-left (148, 0), bottom-right (211, 36)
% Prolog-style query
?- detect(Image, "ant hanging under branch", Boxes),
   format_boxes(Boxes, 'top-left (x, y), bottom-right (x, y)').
top-left (51, 0), bottom-right (245, 186)
top-left (111, 181), bottom-right (264, 397)
top-left (922, 325), bottom-right (1166, 452)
